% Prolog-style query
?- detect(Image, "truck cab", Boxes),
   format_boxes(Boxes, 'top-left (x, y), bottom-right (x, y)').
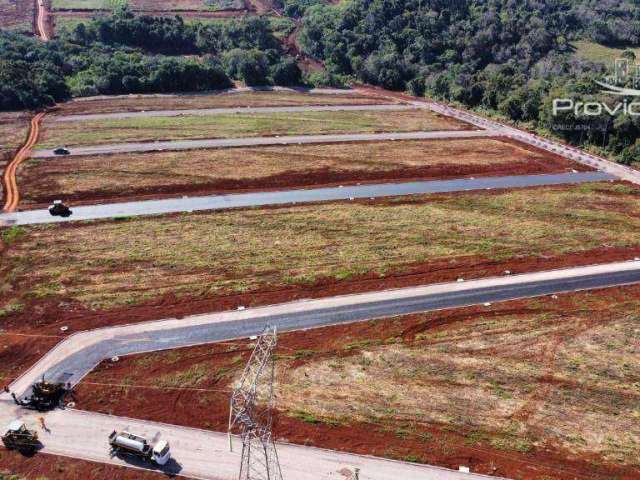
top-left (151, 439), bottom-right (171, 465)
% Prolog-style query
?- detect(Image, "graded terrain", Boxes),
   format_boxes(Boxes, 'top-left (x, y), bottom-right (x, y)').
top-left (17, 138), bottom-right (588, 206)
top-left (36, 108), bottom-right (469, 148)
top-left (70, 286), bottom-right (640, 480)
top-left (2, 182), bottom-right (640, 334)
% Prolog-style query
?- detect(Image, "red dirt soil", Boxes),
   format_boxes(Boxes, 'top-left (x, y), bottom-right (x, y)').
top-left (0, 448), bottom-right (178, 480)
top-left (71, 285), bottom-right (640, 480)
top-left (3, 238), bottom-right (640, 337)
top-left (18, 137), bottom-right (590, 208)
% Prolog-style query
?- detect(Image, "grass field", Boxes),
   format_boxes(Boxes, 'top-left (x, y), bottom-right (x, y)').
top-left (572, 40), bottom-right (640, 65)
top-left (37, 109), bottom-right (468, 148)
top-left (2, 182), bottom-right (640, 312)
top-left (52, 91), bottom-right (398, 116)
top-left (74, 286), bottom-right (640, 477)
top-left (18, 138), bottom-right (581, 204)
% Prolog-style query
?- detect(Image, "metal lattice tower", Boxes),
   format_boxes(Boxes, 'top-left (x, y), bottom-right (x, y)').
top-left (228, 325), bottom-right (283, 480)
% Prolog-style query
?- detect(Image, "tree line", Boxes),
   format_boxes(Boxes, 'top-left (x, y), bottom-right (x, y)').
top-left (0, 8), bottom-right (302, 110)
top-left (297, 0), bottom-right (640, 164)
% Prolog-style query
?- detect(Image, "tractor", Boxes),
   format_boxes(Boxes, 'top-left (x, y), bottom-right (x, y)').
top-left (1, 420), bottom-right (39, 454)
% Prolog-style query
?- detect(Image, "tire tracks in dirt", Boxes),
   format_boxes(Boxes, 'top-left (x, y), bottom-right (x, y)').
top-left (2, 112), bottom-right (45, 212)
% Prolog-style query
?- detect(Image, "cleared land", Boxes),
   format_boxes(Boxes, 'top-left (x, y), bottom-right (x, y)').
top-left (72, 286), bottom-right (640, 480)
top-left (0, 112), bottom-right (30, 158)
top-left (0, 448), bottom-right (170, 480)
top-left (17, 138), bottom-right (588, 205)
top-left (0, 0), bottom-right (34, 31)
top-left (37, 109), bottom-right (467, 148)
top-left (572, 40), bottom-right (640, 65)
top-left (3, 182), bottom-right (640, 333)
top-left (52, 91), bottom-right (398, 116)
top-left (51, 0), bottom-right (246, 11)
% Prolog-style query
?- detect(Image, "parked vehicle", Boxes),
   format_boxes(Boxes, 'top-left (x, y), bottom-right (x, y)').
top-left (108, 430), bottom-right (171, 465)
top-left (53, 147), bottom-right (70, 155)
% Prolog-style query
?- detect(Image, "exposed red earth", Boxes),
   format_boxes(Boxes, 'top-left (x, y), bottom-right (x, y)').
top-left (71, 285), bottom-right (640, 480)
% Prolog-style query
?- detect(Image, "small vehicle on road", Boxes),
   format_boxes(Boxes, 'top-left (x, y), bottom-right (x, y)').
top-left (48, 200), bottom-right (72, 217)
top-left (109, 430), bottom-right (171, 465)
top-left (2, 420), bottom-right (39, 454)
top-left (53, 147), bottom-right (70, 155)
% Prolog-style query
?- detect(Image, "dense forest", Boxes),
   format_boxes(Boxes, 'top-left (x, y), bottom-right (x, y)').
top-left (298, 0), bottom-right (640, 163)
top-left (0, 8), bottom-right (301, 110)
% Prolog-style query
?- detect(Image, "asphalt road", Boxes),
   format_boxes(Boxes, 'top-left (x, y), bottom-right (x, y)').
top-left (4, 261), bottom-right (640, 480)
top-left (10, 260), bottom-right (640, 398)
top-left (0, 171), bottom-right (614, 226)
top-left (52, 104), bottom-right (418, 122)
top-left (31, 130), bottom-right (494, 158)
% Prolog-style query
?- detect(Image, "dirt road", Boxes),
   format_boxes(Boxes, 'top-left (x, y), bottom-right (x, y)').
top-left (2, 112), bottom-right (45, 212)
top-left (36, 0), bottom-right (49, 40)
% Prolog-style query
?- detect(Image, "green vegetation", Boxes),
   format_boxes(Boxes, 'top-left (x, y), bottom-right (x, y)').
top-left (572, 40), bottom-right (640, 65)
top-left (0, 9), bottom-right (301, 110)
top-left (37, 109), bottom-right (461, 147)
top-left (297, 0), bottom-right (640, 166)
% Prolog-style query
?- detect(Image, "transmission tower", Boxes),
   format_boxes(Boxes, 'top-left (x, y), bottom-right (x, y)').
top-left (228, 325), bottom-right (283, 480)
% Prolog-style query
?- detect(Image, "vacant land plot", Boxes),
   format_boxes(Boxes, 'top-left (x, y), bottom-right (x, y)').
top-left (18, 138), bottom-right (586, 205)
top-left (51, 0), bottom-right (246, 11)
top-left (0, 112), bottom-right (30, 158)
top-left (0, 0), bottom-right (34, 31)
top-left (2, 182), bottom-right (640, 332)
top-left (37, 109), bottom-right (466, 148)
top-left (0, 448), bottom-right (171, 480)
top-left (572, 40), bottom-right (640, 65)
top-left (73, 286), bottom-right (640, 479)
top-left (53, 91), bottom-right (398, 116)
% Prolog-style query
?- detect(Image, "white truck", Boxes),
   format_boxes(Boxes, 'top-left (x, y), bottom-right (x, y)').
top-left (108, 430), bottom-right (171, 465)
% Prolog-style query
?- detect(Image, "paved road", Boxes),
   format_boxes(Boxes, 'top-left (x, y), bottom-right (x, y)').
top-left (0, 404), bottom-right (498, 480)
top-left (9, 260), bottom-right (640, 398)
top-left (420, 100), bottom-right (640, 185)
top-left (0, 171), bottom-right (614, 226)
top-left (31, 130), bottom-right (493, 158)
top-left (4, 261), bottom-right (640, 479)
top-left (52, 104), bottom-right (419, 122)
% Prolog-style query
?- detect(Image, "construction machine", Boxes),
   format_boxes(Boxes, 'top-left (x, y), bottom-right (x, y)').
top-left (12, 376), bottom-right (70, 411)
top-left (1, 420), bottom-right (39, 454)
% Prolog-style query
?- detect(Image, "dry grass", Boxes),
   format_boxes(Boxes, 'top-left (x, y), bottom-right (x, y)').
top-left (275, 293), bottom-right (640, 466)
top-left (38, 109), bottom-right (466, 148)
top-left (52, 91), bottom-right (397, 116)
top-left (19, 138), bottom-right (559, 202)
top-left (0, 112), bottom-right (30, 157)
top-left (3, 182), bottom-right (640, 310)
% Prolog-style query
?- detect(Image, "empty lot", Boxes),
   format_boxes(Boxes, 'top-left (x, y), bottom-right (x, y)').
top-left (73, 286), bottom-right (640, 480)
top-left (17, 138), bottom-right (587, 205)
top-left (52, 91), bottom-right (397, 116)
top-left (2, 182), bottom-right (640, 332)
top-left (37, 109), bottom-right (469, 148)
